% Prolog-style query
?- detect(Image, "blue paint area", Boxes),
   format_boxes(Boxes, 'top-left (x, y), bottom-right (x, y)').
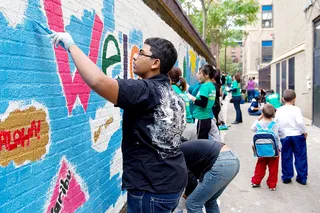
top-left (66, 10), bottom-right (95, 74)
top-left (0, 0), bottom-right (123, 212)
top-left (118, 31), bottom-right (123, 44)
top-left (129, 30), bottom-right (143, 47)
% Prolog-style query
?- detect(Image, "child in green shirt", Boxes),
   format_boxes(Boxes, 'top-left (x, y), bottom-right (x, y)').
top-left (188, 65), bottom-right (216, 139)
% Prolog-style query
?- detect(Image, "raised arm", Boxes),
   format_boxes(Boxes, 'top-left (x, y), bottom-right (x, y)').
top-left (51, 32), bottom-right (119, 104)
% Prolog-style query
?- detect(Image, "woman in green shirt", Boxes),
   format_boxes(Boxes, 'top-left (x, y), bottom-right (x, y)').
top-left (168, 67), bottom-right (197, 141)
top-left (230, 73), bottom-right (243, 124)
top-left (188, 65), bottom-right (216, 139)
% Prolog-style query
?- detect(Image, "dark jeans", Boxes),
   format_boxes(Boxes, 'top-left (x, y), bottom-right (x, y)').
top-left (127, 189), bottom-right (182, 213)
top-left (232, 96), bottom-right (242, 122)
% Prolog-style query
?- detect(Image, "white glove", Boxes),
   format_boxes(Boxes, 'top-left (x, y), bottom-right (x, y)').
top-left (50, 32), bottom-right (75, 51)
top-left (175, 196), bottom-right (187, 211)
top-left (187, 93), bottom-right (195, 102)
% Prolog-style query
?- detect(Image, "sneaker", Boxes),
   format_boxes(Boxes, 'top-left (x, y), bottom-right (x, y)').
top-left (296, 179), bottom-right (307, 185)
top-left (219, 124), bottom-right (228, 130)
top-left (251, 183), bottom-right (261, 188)
top-left (269, 188), bottom-right (276, 191)
top-left (231, 121), bottom-right (239, 124)
top-left (282, 179), bottom-right (292, 184)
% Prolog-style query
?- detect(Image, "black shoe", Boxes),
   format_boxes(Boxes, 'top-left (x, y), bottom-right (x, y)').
top-left (282, 179), bottom-right (292, 184)
top-left (231, 121), bottom-right (239, 124)
top-left (296, 179), bottom-right (307, 185)
top-left (239, 120), bottom-right (243, 123)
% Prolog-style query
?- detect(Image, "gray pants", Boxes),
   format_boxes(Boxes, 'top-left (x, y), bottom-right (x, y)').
top-left (209, 118), bottom-right (221, 142)
top-left (182, 123), bottom-right (197, 141)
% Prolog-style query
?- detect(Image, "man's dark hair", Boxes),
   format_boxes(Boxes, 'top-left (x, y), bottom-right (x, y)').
top-left (252, 77), bottom-right (256, 80)
top-left (200, 64), bottom-right (216, 79)
top-left (283, 89), bottom-right (296, 102)
top-left (262, 104), bottom-right (275, 118)
top-left (144, 38), bottom-right (177, 74)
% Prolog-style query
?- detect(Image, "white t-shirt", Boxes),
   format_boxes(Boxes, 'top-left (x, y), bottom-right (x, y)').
top-left (275, 105), bottom-right (307, 136)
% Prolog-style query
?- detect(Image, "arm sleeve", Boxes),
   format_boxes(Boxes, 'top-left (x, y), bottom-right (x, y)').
top-left (185, 170), bottom-right (198, 197)
top-left (116, 79), bottom-right (151, 110)
top-left (278, 125), bottom-right (286, 139)
top-left (194, 96), bottom-right (208, 108)
top-left (295, 108), bottom-right (307, 133)
top-left (251, 120), bottom-right (258, 132)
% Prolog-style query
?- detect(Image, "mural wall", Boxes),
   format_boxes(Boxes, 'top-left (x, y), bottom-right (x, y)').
top-left (0, 0), bottom-right (206, 212)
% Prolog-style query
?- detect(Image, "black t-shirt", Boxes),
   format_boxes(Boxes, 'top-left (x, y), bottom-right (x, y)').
top-left (180, 140), bottom-right (224, 195)
top-left (116, 74), bottom-right (188, 193)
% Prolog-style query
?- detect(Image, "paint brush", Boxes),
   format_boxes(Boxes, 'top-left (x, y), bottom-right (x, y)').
top-left (33, 20), bottom-right (53, 34)
top-left (33, 20), bottom-right (66, 49)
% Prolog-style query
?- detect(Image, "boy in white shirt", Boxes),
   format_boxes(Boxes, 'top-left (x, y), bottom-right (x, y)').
top-left (275, 89), bottom-right (308, 185)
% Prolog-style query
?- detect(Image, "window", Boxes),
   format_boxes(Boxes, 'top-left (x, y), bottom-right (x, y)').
top-left (281, 60), bottom-right (287, 94)
top-left (276, 63), bottom-right (280, 94)
top-left (262, 5), bottom-right (273, 28)
top-left (288, 57), bottom-right (295, 90)
top-left (262, 41), bottom-right (273, 63)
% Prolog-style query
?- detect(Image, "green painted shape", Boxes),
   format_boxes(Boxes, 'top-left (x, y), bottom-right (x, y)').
top-left (102, 34), bottom-right (121, 74)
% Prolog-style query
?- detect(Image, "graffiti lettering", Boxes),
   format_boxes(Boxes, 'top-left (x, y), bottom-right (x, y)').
top-left (0, 120), bottom-right (41, 151)
top-left (50, 170), bottom-right (72, 213)
top-left (44, 0), bottom-right (103, 114)
top-left (102, 34), bottom-right (121, 75)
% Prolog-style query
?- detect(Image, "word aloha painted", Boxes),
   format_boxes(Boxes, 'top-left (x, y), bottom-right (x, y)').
top-left (50, 170), bottom-right (72, 213)
top-left (0, 120), bottom-right (41, 151)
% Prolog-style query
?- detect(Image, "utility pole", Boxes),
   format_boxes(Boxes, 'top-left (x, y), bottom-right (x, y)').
top-left (225, 46), bottom-right (227, 74)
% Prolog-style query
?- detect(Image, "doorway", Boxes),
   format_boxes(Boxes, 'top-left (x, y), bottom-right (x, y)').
top-left (313, 19), bottom-right (320, 128)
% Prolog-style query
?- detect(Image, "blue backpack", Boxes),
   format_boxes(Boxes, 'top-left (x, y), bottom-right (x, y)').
top-left (252, 121), bottom-right (279, 157)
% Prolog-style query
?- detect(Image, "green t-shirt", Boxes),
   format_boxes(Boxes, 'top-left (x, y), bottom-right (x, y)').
top-left (226, 75), bottom-right (232, 85)
top-left (172, 85), bottom-right (194, 123)
top-left (192, 82), bottom-right (216, 120)
top-left (266, 93), bottom-right (281, 109)
top-left (231, 80), bottom-right (241, 96)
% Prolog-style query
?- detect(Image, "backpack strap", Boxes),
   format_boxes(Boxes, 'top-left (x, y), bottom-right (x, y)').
top-left (256, 122), bottom-right (263, 131)
top-left (267, 121), bottom-right (276, 130)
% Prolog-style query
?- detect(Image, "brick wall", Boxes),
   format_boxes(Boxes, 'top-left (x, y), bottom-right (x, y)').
top-left (0, 0), bottom-right (207, 212)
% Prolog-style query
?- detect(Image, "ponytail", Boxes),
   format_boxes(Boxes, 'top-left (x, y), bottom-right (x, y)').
top-left (178, 77), bottom-right (187, 92)
top-left (168, 67), bottom-right (187, 91)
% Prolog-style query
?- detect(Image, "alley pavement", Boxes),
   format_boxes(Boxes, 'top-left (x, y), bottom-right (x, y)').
top-left (219, 102), bottom-right (320, 213)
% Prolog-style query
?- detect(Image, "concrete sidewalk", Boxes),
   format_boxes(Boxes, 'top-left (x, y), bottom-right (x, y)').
top-left (219, 102), bottom-right (320, 213)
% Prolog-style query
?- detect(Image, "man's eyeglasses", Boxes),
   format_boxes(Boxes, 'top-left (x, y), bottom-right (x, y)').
top-left (138, 50), bottom-right (157, 59)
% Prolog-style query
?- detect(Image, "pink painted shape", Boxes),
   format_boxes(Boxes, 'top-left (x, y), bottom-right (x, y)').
top-left (44, 0), bottom-right (104, 114)
top-left (46, 160), bottom-right (87, 213)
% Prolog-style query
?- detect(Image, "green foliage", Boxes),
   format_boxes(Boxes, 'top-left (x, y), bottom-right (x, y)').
top-left (179, 0), bottom-right (259, 49)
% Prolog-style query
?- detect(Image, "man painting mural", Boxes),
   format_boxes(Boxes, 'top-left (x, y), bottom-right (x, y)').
top-left (50, 32), bottom-right (187, 212)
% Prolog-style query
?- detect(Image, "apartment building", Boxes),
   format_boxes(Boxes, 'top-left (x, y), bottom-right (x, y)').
top-left (270, 0), bottom-right (320, 126)
top-left (243, 0), bottom-right (274, 84)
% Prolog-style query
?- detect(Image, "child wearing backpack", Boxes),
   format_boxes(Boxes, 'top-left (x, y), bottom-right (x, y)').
top-left (251, 104), bottom-right (286, 191)
top-left (275, 89), bottom-right (308, 185)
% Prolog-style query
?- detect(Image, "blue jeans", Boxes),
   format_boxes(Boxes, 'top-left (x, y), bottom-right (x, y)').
top-left (281, 135), bottom-right (308, 183)
top-left (186, 151), bottom-right (240, 213)
top-left (232, 96), bottom-right (243, 122)
top-left (127, 189), bottom-right (182, 213)
top-left (247, 90), bottom-right (254, 102)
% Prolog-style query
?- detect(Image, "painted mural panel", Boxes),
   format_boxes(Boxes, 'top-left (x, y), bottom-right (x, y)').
top-left (0, 102), bottom-right (50, 167)
top-left (0, 0), bottom-right (207, 212)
